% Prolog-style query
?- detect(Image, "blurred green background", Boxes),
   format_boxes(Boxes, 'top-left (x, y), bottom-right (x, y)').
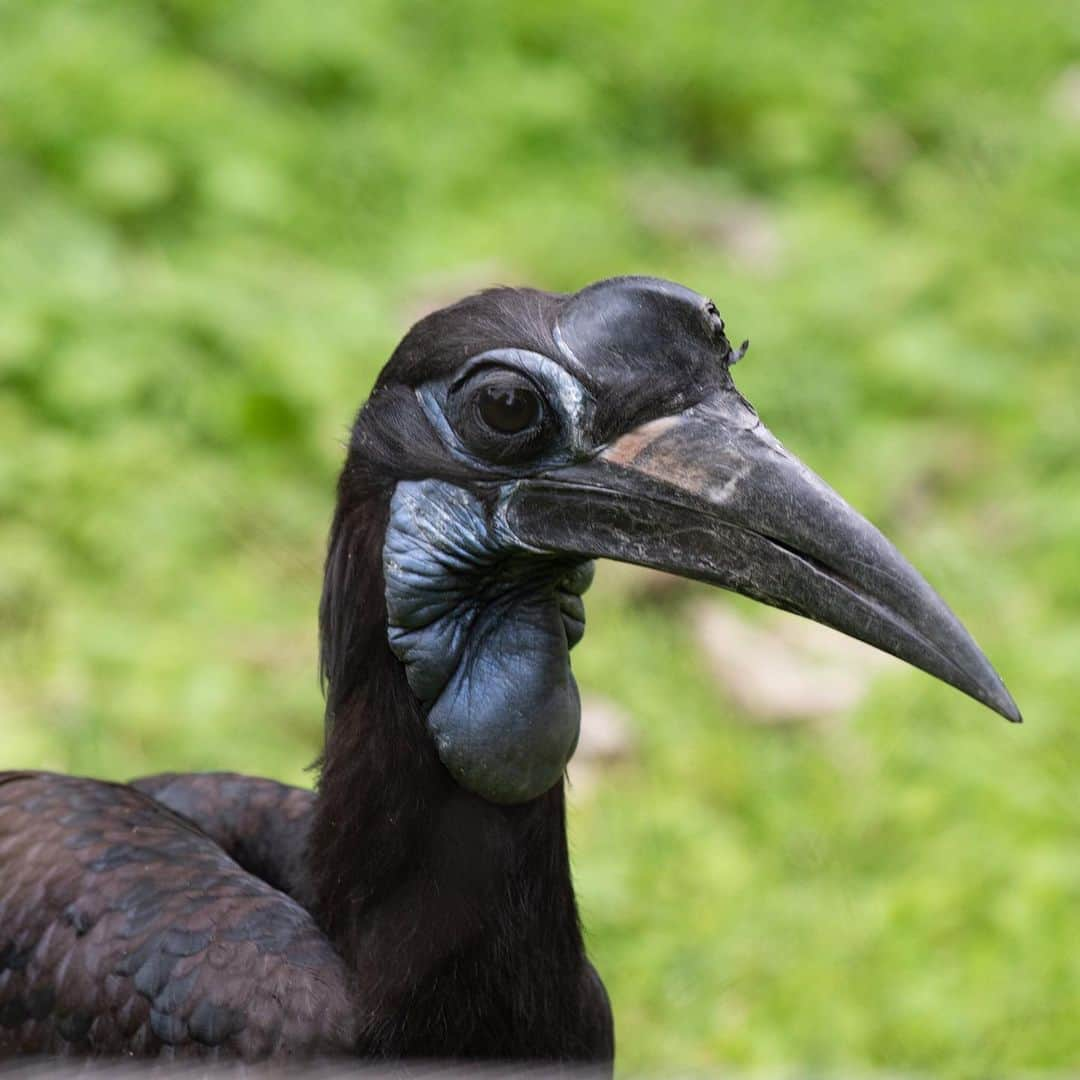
top-left (2, 0), bottom-right (1079, 1073)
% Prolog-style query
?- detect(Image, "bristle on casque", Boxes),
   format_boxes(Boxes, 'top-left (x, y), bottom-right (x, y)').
top-left (729, 338), bottom-right (750, 364)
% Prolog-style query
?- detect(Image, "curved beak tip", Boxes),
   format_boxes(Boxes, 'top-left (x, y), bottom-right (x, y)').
top-left (957, 642), bottom-right (1022, 724)
top-left (994, 688), bottom-right (1023, 725)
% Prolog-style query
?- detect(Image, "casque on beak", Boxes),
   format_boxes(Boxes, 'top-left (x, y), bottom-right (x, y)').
top-left (502, 387), bottom-right (1021, 724)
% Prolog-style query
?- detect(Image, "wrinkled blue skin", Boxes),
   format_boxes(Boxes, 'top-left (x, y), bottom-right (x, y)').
top-left (383, 348), bottom-right (599, 805)
top-left (384, 479), bottom-right (594, 804)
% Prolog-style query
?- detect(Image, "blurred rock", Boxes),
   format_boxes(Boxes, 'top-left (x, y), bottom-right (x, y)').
top-left (772, 612), bottom-right (899, 674)
top-left (568, 694), bottom-right (636, 798)
top-left (691, 602), bottom-right (899, 724)
top-left (855, 120), bottom-right (916, 185)
top-left (1049, 65), bottom-right (1080, 126)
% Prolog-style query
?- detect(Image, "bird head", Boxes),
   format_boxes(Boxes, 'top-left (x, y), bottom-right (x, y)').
top-left (336, 276), bottom-right (1019, 805)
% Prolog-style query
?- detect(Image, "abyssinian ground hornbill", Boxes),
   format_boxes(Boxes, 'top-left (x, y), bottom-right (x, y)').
top-left (0, 277), bottom-right (1020, 1067)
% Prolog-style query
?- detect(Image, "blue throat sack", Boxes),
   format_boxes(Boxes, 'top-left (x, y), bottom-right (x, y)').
top-left (383, 479), bottom-right (593, 804)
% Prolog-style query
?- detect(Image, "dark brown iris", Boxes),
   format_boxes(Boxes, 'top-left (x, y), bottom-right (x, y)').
top-left (477, 384), bottom-right (540, 434)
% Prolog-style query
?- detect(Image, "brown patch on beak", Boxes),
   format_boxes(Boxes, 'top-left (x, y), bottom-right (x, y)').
top-left (601, 412), bottom-right (724, 492)
top-left (600, 415), bottom-right (681, 468)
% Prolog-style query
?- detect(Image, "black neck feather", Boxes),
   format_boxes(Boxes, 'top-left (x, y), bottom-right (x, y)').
top-left (309, 462), bottom-right (612, 1063)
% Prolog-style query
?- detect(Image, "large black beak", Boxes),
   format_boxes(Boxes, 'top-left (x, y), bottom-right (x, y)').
top-left (502, 390), bottom-right (1020, 723)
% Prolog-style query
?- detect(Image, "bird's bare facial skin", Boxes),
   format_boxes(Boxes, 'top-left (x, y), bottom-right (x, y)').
top-left (386, 354), bottom-right (603, 804)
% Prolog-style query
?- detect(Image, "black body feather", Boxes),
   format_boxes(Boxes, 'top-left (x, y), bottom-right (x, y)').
top-left (0, 292), bottom-right (615, 1064)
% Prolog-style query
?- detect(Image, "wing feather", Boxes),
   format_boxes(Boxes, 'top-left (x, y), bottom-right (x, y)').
top-left (130, 772), bottom-right (315, 903)
top-left (0, 772), bottom-right (355, 1061)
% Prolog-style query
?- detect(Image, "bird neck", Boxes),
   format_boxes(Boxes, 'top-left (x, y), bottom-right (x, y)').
top-left (308, 481), bottom-right (605, 1060)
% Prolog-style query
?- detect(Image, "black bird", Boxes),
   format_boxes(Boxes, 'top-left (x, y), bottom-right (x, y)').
top-left (0, 277), bottom-right (1019, 1067)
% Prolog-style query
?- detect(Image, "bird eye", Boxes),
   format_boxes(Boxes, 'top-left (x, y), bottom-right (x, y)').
top-left (447, 366), bottom-right (555, 465)
top-left (477, 383), bottom-right (540, 435)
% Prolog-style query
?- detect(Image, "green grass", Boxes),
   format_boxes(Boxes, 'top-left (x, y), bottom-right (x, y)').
top-left (2, 1), bottom-right (1079, 1073)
